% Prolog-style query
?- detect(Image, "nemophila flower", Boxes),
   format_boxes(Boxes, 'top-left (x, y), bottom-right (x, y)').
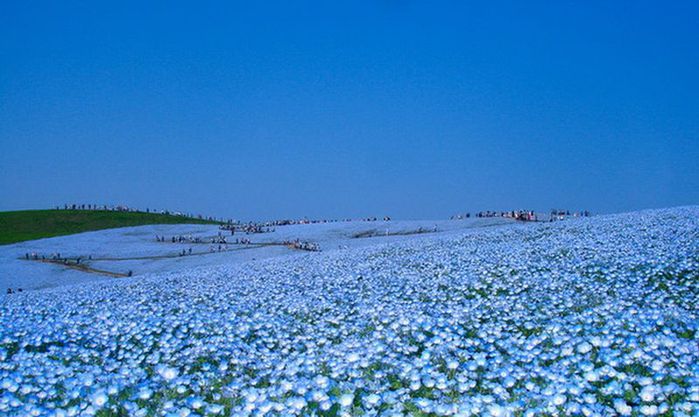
top-left (339, 393), bottom-right (354, 407)
top-left (187, 396), bottom-right (204, 409)
top-left (409, 380), bottom-right (422, 391)
top-left (640, 386), bottom-right (657, 402)
top-left (415, 398), bottom-right (432, 411)
top-left (638, 377), bottom-right (654, 386)
top-left (91, 391), bottom-right (109, 408)
top-left (551, 394), bottom-right (566, 406)
top-left (288, 396), bottom-right (307, 410)
top-left (137, 387), bottom-right (152, 400)
top-left (613, 399), bottom-right (632, 415)
top-left (522, 409), bottom-right (537, 417)
top-left (488, 404), bottom-right (508, 417)
top-left (584, 370), bottom-right (599, 382)
top-left (364, 393), bottom-right (381, 407)
top-left (157, 366), bottom-right (179, 381)
top-left (640, 404), bottom-right (659, 416)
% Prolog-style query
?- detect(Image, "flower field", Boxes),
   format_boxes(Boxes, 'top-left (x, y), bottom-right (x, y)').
top-left (1, 207), bottom-right (698, 417)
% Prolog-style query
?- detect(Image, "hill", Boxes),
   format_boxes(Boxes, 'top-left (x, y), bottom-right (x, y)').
top-left (0, 209), bottom-right (221, 245)
top-left (0, 216), bottom-right (512, 291)
top-left (0, 207), bottom-right (697, 415)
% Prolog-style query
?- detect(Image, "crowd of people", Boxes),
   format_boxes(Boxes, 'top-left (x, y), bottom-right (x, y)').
top-left (21, 252), bottom-right (133, 277)
top-left (283, 239), bottom-right (321, 252)
top-left (53, 203), bottom-right (399, 230)
top-left (452, 209), bottom-right (591, 222)
top-left (156, 232), bottom-right (256, 246)
top-left (172, 244), bottom-right (231, 256)
top-left (550, 209), bottom-right (591, 220)
top-left (156, 235), bottom-right (205, 244)
top-left (474, 210), bottom-right (539, 221)
top-left (24, 252), bottom-right (88, 262)
top-left (451, 211), bottom-right (538, 221)
top-left (219, 223), bottom-right (274, 235)
top-left (169, 237), bottom-right (320, 254)
top-left (24, 252), bottom-right (94, 264)
top-left (157, 232), bottom-right (237, 256)
top-left (55, 203), bottom-right (229, 223)
top-left (256, 215), bottom-right (392, 227)
top-left (176, 247), bottom-right (228, 256)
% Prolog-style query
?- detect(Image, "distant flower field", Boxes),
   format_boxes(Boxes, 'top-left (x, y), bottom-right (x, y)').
top-left (1, 207), bottom-right (698, 417)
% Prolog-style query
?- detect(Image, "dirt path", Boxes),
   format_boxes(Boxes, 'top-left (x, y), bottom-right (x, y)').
top-left (352, 228), bottom-right (438, 239)
top-left (21, 240), bottom-right (319, 278)
top-left (34, 259), bottom-right (130, 278)
top-left (90, 244), bottom-right (264, 261)
top-left (88, 241), bottom-right (317, 262)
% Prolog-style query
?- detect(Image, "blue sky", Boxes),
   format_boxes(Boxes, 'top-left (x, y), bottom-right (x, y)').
top-left (1, 1), bottom-right (697, 220)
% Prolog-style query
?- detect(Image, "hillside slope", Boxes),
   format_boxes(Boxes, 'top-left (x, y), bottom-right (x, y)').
top-left (0, 217), bottom-right (512, 291)
top-left (0, 206), bottom-right (697, 415)
top-left (0, 210), bottom-right (220, 245)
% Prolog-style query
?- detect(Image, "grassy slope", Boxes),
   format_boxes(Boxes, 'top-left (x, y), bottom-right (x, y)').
top-left (0, 210), bottom-right (221, 245)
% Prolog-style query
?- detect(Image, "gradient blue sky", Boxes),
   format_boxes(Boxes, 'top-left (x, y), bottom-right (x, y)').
top-left (1, 1), bottom-right (697, 220)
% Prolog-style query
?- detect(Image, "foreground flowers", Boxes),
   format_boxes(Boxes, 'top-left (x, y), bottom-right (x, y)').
top-left (1, 207), bottom-right (698, 416)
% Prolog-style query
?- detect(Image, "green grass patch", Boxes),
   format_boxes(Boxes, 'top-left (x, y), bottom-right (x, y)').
top-left (0, 209), bottom-right (221, 245)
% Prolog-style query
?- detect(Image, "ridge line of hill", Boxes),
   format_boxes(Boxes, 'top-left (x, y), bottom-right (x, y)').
top-left (0, 209), bottom-right (222, 245)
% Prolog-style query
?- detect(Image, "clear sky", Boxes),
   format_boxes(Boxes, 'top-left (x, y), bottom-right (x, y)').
top-left (1, 1), bottom-right (697, 220)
